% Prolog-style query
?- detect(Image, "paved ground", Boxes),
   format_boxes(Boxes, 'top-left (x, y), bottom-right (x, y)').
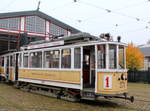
top-left (0, 83), bottom-right (149, 111)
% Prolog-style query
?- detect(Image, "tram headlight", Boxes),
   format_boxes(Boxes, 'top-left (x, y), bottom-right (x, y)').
top-left (121, 73), bottom-right (125, 80)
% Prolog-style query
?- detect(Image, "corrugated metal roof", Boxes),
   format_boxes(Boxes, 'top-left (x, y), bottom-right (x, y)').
top-left (0, 10), bottom-right (81, 33)
top-left (140, 47), bottom-right (150, 57)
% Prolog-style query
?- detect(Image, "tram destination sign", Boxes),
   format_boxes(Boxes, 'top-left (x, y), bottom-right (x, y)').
top-left (27, 40), bottom-right (64, 49)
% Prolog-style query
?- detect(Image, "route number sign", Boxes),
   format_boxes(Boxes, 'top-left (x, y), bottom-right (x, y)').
top-left (104, 75), bottom-right (112, 89)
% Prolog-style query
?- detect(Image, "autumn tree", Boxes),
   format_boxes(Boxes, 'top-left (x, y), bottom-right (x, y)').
top-left (126, 43), bottom-right (144, 70)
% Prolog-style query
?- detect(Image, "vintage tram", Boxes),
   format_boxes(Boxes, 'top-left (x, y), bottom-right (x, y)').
top-left (0, 33), bottom-right (134, 102)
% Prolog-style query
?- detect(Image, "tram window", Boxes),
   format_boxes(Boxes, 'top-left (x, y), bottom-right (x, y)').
top-left (44, 50), bottom-right (60, 68)
top-left (61, 49), bottom-right (71, 68)
top-left (29, 52), bottom-right (42, 68)
top-left (10, 56), bottom-right (13, 67)
top-left (2, 57), bottom-right (4, 67)
top-left (109, 45), bottom-right (117, 69)
top-left (74, 48), bottom-right (81, 69)
top-left (23, 53), bottom-right (29, 68)
top-left (97, 45), bottom-right (106, 69)
top-left (119, 46), bottom-right (125, 69)
top-left (19, 54), bottom-right (22, 67)
top-left (0, 58), bottom-right (1, 66)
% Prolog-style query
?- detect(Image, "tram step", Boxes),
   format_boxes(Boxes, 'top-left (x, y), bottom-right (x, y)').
top-left (81, 91), bottom-right (96, 100)
top-left (81, 96), bottom-right (95, 101)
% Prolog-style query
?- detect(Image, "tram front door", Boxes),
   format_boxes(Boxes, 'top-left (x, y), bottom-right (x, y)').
top-left (83, 46), bottom-right (95, 89)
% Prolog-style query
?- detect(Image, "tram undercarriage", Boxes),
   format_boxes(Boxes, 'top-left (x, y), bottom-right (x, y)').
top-left (12, 81), bottom-right (134, 103)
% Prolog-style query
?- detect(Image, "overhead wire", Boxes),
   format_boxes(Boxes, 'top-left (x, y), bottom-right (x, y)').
top-left (47, 0), bottom-right (149, 24)
top-left (79, 0), bottom-right (146, 22)
top-left (46, 0), bottom-right (150, 34)
top-left (116, 26), bottom-right (150, 34)
top-left (46, 0), bottom-right (78, 26)
top-left (50, 1), bottom-right (74, 11)
top-left (113, 0), bottom-right (149, 11)
top-left (114, 21), bottom-right (140, 27)
top-left (73, 0), bottom-right (150, 38)
top-left (76, 0), bottom-right (150, 32)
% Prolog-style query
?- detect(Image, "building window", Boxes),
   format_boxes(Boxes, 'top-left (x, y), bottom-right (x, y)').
top-left (0, 17), bottom-right (20, 30)
top-left (26, 16), bottom-right (45, 34)
top-left (23, 53), bottom-right (29, 68)
top-left (9, 18), bottom-right (20, 30)
top-left (61, 49), bottom-right (71, 68)
top-left (44, 50), bottom-right (60, 68)
top-left (29, 52), bottom-right (42, 68)
top-left (97, 45), bottom-right (106, 69)
top-left (109, 45), bottom-right (117, 69)
top-left (0, 19), bottom-right (8, 29)
top-left (119, 46), bottom-right (125, 69)
top-left (74, 48), bottom-right (81, 69)
top-left (49, 23), bottom-right (67, 36)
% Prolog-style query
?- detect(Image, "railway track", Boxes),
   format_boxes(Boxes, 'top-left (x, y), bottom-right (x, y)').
top-left (135, 99), bottom-right (150, 103)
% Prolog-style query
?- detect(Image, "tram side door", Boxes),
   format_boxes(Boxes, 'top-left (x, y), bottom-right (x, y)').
top-left (9, 55), bottom-right (14, 81)
top-left (5, 56), bottom-right (10, 79)
top-left (10, 54), bottom-right (17, 81)
top-left (83, 46), bottom-right (95, 89)
top-left (15, 53), bottom-right (19, 81)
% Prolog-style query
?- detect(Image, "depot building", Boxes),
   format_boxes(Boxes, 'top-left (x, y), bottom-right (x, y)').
top-left (0, 10), bottom-right (80, 54)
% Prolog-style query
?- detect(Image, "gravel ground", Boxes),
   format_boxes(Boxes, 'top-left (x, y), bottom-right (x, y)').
top-left (0, 82), bottom-right (149, 111)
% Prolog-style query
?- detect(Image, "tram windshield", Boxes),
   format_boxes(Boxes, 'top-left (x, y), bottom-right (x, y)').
top-left (119, 45), bottom-right (125, 69)
top-left (109, 45), bottom-right (117, 69)
top-left (97, 44), bottom-right (125, 69)
top-left (97, 45), bottom-right (106, 69)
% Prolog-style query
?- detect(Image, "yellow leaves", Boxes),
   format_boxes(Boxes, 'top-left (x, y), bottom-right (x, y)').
top-left (126, 43), bottom-right (144, 70)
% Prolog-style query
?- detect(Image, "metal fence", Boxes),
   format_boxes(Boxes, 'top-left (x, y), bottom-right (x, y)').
top-left (128, 70), bottom-right (150, 84)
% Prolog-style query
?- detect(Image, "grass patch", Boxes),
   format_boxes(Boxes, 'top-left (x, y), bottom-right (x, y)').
top-left (0, 83), bottom-right (149, 111)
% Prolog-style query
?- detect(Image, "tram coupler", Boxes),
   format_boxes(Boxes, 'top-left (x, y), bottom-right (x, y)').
top-left (124, 92), bottom-right (134, 103)
top-left (114, 93), bottom-right (134, 103)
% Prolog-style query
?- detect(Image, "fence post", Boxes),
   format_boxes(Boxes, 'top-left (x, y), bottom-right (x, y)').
top-left (128, 69), bottom-right (150, 84)
top-left (134, 69), bottom-right (137, 82)
top-left (148, 68), bottom-right (150, 84)
top-left (127, 69), bottom-right (133, 82)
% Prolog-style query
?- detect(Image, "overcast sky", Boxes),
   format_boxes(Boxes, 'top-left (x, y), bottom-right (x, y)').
top-left (0, 0), bottom-right (150, 45)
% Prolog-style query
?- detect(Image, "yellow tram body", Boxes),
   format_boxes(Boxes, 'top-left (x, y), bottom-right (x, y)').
top-left (97, 72), bottom-right (127, 95)
top-left (0, 63), bottom-right (5, 79)
top-left (19, 69), bottom-right (80, 84)
top-left (0, 67), bottom-right (4, 74)
top-left (18, 69), bottom-right (128, 95)
top-left (9, 67), bottom-right (15, 81)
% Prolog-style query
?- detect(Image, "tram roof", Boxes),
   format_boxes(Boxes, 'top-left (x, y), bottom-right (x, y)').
top-left (20, 33), bottom-right (127, 51)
